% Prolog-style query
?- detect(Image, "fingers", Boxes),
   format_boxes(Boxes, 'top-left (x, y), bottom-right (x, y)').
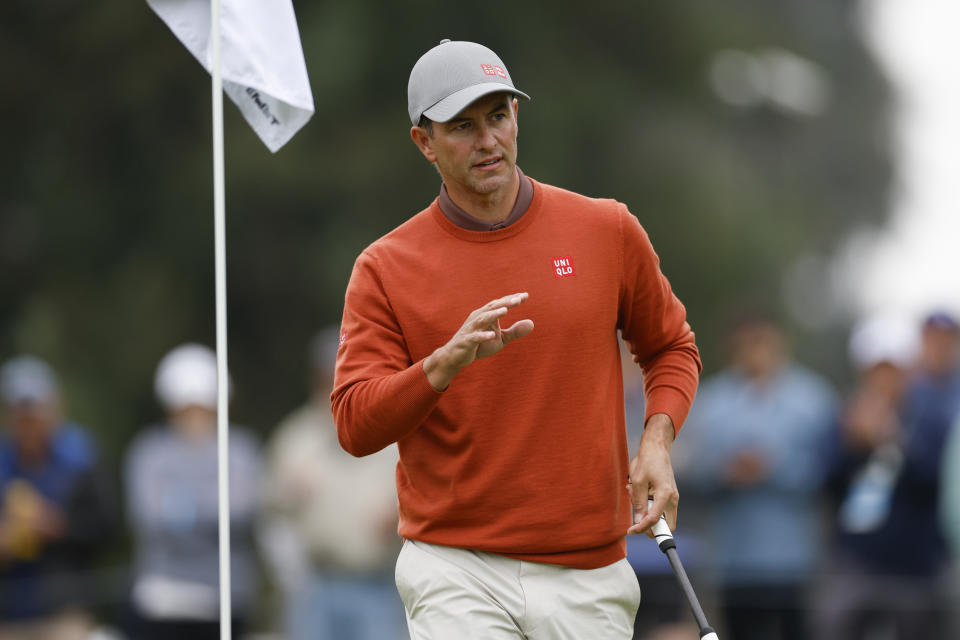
top-left (471, 306), bottom-right (509, 331)
top-left (626, 430), bottom-right (679, 537)
top-left (480, 292), bottom-right (529, 313)
top-left (427, 293), bottom-right (530, 391)
top-left (465, 330), bottom-right (496, 343)
top-left (625, 481), bottom-right (648, 537)
top-left (646, 492), bottom-right (671, 535)
top-left (652, 477), bottom-right (680, 532)
top-left (501, 319), bottom-right (534, 344)
top-left (626, 460), bottom-right (679, 537)
top-left (626, 479), bottom-right (655, 537)
top-left (466, 293), bottom-right (530, 338)
top-left (625, 479), bottom-right (647, 537)
top-left (627, 513), bottom-right (657, 537)
top-left (664, 496), bottom-right (679, 531)
top-left (626, 488), bottom-right (678, 537)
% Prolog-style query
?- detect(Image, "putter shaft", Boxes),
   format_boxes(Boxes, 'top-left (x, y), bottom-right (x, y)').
top-left (664, 546), bottom-right (713, 636)
top-left (646, 500), bottom-right (719, 640)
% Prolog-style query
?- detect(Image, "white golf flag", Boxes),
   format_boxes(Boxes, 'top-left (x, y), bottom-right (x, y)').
top-left (148, 0), bottom-right (314, 152)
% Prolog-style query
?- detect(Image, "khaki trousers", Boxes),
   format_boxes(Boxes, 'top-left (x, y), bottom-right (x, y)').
top-left (395, 539), bottom-right (641, 640)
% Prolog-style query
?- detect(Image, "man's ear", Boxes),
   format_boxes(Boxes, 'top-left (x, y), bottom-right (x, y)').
top-left (512, 97), bottom-right (519, 121)
top-left (410, 126), bottom-right (437, 163)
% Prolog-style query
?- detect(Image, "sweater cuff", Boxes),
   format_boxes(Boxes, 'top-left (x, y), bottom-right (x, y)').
top-left (415, 358), bottom-right (446, 397)
top-left (390, 359), bottom-right (444, 421)
top-left (644, 388), bottom-right (693, 436)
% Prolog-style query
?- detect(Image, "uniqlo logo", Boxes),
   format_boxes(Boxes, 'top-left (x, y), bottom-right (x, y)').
top-left (553, 256), bottom-right (575, 278)
top-left (481, 64), bottom-right (507, 78)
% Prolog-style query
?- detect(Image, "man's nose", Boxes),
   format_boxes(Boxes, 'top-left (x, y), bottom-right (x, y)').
top-left (474, 123), bottom-right (496, 150)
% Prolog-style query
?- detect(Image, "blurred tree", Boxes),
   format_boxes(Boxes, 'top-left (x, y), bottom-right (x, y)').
top-left (0, 0), bottom-right (889, 456)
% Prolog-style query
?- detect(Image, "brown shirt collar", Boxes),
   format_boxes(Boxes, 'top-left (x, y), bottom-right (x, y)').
top-left (437, 167), bottom-right (533, 231)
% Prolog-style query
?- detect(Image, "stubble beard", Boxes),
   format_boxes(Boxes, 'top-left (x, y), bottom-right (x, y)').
top-left (460, 154), bottom-right (515, 197)
top-left (434, 135), bottom-right (518, 202)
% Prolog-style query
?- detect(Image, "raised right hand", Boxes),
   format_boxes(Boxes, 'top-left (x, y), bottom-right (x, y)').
top-left (423, 292), bottom-right (534, 391)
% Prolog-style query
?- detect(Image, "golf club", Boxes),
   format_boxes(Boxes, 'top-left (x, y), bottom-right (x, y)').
top-left (646, 499), bottom-right (719, 640)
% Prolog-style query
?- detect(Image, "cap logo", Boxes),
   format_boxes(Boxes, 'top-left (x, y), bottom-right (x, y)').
top-left (481, 64), bottom-right (508, 78)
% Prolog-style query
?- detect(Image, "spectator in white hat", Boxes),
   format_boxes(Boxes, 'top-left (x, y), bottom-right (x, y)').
top-left (123, 344), bottom-right (262, 640)
top-left (815, 314), bottom-right (949, 640)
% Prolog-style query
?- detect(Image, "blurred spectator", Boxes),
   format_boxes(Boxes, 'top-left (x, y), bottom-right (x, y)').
top-left (124, 344), bottom-right (262, 640)
top-left (915, 310), bottom-right (960, 382)
top-left (680, 314), bottom-right (836, 640)
top-left (907, 310), bottom-right (960, 533)
top-left (815, 314), bottom-right (952, 640)
top-left (944, 367), bottom-right (960, 538)
top-left (916, 310), bottom-right (960, 632)
top-left (941, 413), bottom-right (960, 599)
top-left (0, 355), bottom-right (114, 640)
top-left (260, 327), bottom-right (404, 640)
top-left (907, 311), bottom-right (960, 488)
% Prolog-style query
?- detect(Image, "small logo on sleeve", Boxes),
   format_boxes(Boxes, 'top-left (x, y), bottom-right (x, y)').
top-left (338, 331), bottom-right (347, 347)
top-left (553, 256), bottom-right (575, 278)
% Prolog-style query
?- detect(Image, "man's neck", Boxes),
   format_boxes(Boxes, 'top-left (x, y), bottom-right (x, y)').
top-left (444, 169), bottom-right (521, 224)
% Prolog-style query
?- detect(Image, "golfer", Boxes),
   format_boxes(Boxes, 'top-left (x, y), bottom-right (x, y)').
top-left (332, 39), bottom-right (701, 639)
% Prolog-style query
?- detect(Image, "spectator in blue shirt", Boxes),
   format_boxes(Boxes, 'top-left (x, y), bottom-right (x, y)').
top-left (680, 314), bottom-right (836, 640)
top-left (0, 355), bottom-right (114, 638)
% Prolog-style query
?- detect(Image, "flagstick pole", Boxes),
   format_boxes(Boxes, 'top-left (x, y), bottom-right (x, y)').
top-left (210, 0), bottom-right (232, 637)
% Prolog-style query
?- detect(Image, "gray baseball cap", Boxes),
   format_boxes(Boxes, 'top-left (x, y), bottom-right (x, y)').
top-left (408, 39), bottom-right (530, 126)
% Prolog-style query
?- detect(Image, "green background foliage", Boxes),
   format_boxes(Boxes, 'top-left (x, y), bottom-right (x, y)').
top-left (1, 0), bottom-right (889, 458)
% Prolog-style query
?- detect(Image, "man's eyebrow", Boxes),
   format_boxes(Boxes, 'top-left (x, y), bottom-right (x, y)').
top-left (487, 100), bottom-right (510, 115)
top-left (447, 100), bottom-right (510, 126)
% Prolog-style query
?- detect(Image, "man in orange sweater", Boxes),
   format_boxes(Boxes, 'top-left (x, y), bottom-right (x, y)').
top-left (332, 39), bottom-right (701, 639)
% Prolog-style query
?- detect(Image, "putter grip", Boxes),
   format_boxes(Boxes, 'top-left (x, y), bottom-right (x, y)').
top-left (647, 499), bottom-right (675, 552)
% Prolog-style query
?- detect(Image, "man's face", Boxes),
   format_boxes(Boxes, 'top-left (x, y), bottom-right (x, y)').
top-left (731, 322), bottom-right (786, 380)
top-left (412, 92), bottom-right (519, 199)
top-left (6, 401), bottom-right (58, 462)
top-left (920, 326), bottom-right (960, 377)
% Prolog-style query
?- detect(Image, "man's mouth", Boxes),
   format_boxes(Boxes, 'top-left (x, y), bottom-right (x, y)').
top-left (474, 156), bottom-right (503, 170)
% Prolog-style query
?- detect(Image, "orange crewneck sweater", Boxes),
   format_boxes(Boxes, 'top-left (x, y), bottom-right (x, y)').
top-left (332, 178), bottom-right (701, 569)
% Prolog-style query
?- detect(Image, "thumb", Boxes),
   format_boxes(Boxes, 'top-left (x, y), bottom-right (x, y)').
top-left (501, 319), bottom-right (534, 344)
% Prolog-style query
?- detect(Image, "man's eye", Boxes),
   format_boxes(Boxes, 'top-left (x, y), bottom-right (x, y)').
top-left (455, 122), bottom-right (470, 131)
